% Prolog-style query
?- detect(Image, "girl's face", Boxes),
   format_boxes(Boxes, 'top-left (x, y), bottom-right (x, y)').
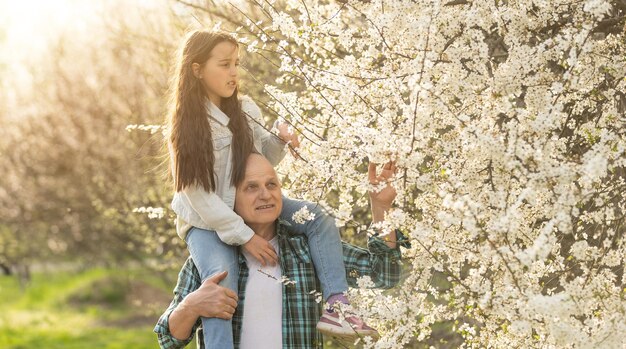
top-left (193, 41), bottom-right (240, 105)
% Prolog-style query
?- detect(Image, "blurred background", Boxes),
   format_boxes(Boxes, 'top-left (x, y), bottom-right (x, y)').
top-left (4, 1), bottom-right (624, 348)
top-left (0, 0), bottom-right (336, 348)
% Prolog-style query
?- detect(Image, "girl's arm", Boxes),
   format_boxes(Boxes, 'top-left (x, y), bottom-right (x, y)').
top-left (169, 140), bottom-right (254, 246)
top-left (241, 96), bottom-right (288, 166)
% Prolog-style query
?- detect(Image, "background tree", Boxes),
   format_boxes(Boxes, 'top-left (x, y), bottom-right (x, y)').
top-left (1, 0), bottom-right (624, 347)
top-left (172, 0), bottom-right (626, 347)
top-left (0, 2), bottom-right (187, 277)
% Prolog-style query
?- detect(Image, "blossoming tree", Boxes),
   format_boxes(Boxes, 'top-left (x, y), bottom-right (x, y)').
top-left (204, 0), bottom-right (626, 347)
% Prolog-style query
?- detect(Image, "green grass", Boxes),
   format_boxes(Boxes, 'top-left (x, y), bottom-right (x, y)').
top-left (0, 327), bottom-right (157, 349)
top-left (0, 267), bottom-right (452, 348)
top-left (0, 267), bottom-right (172, 349)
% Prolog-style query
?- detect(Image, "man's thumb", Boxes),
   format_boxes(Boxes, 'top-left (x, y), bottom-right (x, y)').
top-left (205, 271), bottom-right (228, 285)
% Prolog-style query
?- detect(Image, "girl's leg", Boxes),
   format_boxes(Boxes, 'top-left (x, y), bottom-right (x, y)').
top-left (280, 196), bottom-right (348, 300)
top-left (281, 197), bottom-right (379, 339)
top-left (185, 227), bottom-right (238, 349)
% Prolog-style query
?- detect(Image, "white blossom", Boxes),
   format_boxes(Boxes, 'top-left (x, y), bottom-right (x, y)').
top-left (132, 206), bottom-right (165, 219)
top-left (237, 0), bottom-right (626, 347)
top-left (291, 205), bottom-right (315, 224)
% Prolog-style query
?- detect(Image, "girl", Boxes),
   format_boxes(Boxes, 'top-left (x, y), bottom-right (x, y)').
top-left (166, 30), bottom-right (371, 348)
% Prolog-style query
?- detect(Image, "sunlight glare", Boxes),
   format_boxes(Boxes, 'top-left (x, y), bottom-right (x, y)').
top-left (0, 0), bottom-right (101, 109)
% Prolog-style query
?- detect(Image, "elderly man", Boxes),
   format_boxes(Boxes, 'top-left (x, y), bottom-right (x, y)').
top-left (154, 153), bottom-right (408, 348)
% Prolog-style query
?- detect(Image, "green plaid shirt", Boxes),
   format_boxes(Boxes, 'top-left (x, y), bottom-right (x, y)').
top-left (154, 220), bottom-right (409, 349)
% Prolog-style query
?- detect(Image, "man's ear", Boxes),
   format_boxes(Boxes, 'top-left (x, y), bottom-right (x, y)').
top-left (192, 62), bottom-right (202, 79)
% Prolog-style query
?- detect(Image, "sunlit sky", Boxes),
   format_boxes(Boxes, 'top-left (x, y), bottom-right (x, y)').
top-left (0, 0), bottom-right (95, 49)
top-left (0, 0), bottom-right (168, 109)
top-left (0, 0), bottom-right (101, 107)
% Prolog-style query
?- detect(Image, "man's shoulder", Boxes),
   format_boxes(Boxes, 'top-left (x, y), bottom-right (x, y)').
top-left (179, 256), bottom-right (201, 283)
top-left (276, 219), bottom-right (313, 251)
top-left (276, 219), bottom-right (303, 239)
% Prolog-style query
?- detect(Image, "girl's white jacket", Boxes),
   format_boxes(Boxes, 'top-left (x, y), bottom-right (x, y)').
top-left (170, 96), bottom-right (287, 245)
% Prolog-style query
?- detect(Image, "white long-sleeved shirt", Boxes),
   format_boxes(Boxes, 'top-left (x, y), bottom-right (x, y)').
top-left (170, 96), bottom-right (287, 245)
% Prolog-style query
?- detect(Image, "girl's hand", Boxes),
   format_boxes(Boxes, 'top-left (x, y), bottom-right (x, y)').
top-left (275, 120), bottom-right (300, 153)
top-left (242, 234), bottom-right (278, 266)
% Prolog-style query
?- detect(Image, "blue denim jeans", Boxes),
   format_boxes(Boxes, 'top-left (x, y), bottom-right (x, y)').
top-left (185, 227), bottom-right (238, 349)
top-left (280, 195), bottom-right (349, 300)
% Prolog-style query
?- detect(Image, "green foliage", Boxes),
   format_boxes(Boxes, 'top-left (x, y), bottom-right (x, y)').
top-left (68, 275), bottom-right (129, 306)
top-left (0, 268), bottom-right (172, 349)
top-left (0, 327), bottom-right (157, 349)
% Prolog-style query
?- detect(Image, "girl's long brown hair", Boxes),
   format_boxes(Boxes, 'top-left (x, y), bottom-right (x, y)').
top-left (167, 30), bottom-right (253, 193)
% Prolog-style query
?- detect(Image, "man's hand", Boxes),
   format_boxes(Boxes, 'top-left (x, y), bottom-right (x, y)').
top-left (242, 234), bottom-right (279, 266)
top-left (368, 161), bottom-right (398, 248)
top-left (169, 271), bottom-right (238, 340)
top-left (368, 161), bottom-right (397, 217)
top-left (181, 271), bottom-right (239, 320)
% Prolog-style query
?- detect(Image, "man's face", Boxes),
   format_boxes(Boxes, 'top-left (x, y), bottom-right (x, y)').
top-left (234, 154), bottom-right (283, 226)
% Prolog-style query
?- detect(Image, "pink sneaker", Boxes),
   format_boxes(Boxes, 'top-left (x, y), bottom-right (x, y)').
top-left (316, 309), bottom-right (380, 341)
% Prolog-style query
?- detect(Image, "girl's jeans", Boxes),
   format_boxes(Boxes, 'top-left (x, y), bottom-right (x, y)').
top-left (185, 196), bottom-right (349, 348)
top-left (280, 195), bottom-right (349, 300)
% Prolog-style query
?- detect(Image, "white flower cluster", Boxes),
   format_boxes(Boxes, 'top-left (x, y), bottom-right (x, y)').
top-left (132, 206), bottom-right (165, 219)
top-left (308, 290), bottom-right (323, 304)
top-left (291, 205), bottom-right (316, 224)
top-left (125, 124), bottom-right (166, 135)
top-left (240, 0), bottom-right (625, 347)
top-left (279, 275), bottom-right (297, 287)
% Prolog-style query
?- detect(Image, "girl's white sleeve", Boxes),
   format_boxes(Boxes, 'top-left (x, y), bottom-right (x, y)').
top-left (241, 97), bottom-right (287, 166)
top-left (182, 184), bottom-right (254, 246)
